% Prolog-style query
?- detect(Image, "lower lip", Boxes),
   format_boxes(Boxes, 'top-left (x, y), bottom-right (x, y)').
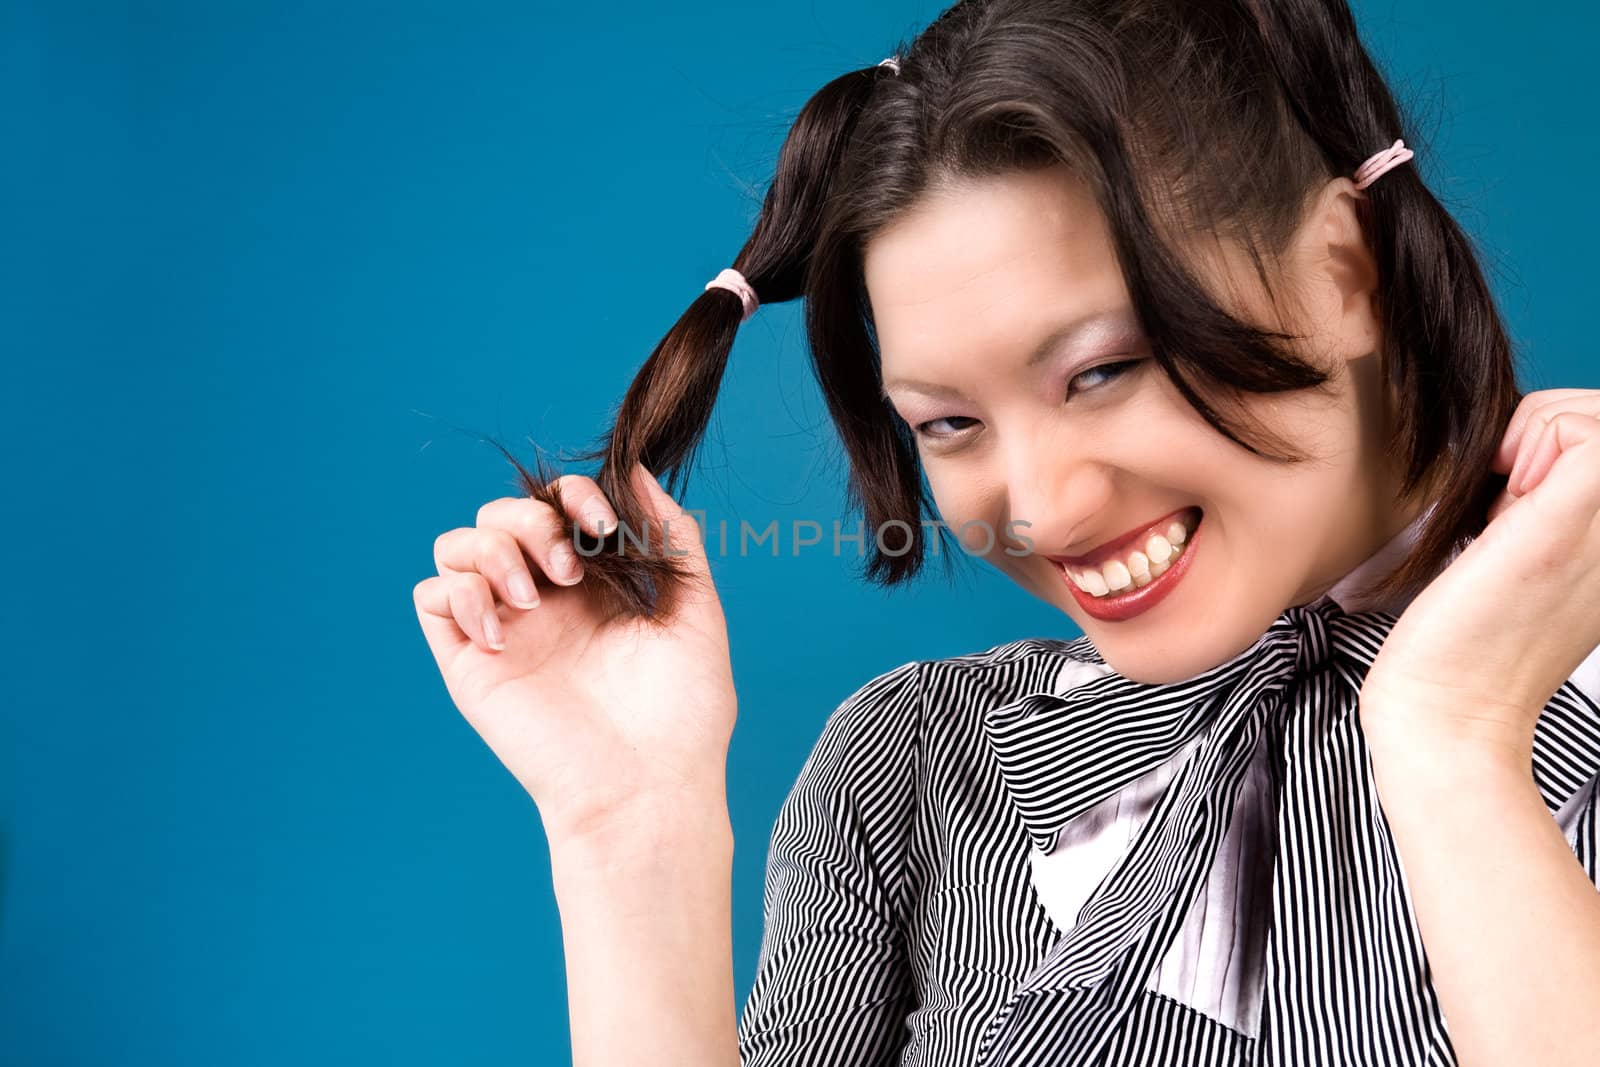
top-left (1057, 514), bottom-right (1203, 623)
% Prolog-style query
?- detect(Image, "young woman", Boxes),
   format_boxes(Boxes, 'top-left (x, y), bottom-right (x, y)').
top-left (412, 1), bottom-right (1600, 1063)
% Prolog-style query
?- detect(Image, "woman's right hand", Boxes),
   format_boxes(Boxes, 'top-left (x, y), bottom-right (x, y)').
top-left (412, 462), bottom-right (736, 846)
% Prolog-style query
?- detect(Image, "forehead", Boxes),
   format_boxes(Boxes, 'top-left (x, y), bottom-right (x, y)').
top-left (863, 166), bottom-right (1129, 374)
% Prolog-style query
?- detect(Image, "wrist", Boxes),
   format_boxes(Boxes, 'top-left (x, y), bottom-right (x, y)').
top-left (543, 788), bottom-right (739, 1067)
top-left (1361, 688), bottom-right (1535, 770)
top-left (546, 787), bottom-right (734, 882)
top-left (1362, 705), bottom-right (1536, 818)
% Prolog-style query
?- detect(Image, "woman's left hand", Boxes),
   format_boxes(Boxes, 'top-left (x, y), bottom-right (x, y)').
top-left (1359, 388), bottom-right (1600, 762)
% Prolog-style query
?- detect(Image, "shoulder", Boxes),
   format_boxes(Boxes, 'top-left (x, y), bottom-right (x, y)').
top-left (814, 634), bottom-right (1106, 752)
top-left (915, 634), bottom-right (1109, 724)
top-left (800, 659), bottom-right (923, 784)
top-left (926, 633), bottom-right (1103, 676)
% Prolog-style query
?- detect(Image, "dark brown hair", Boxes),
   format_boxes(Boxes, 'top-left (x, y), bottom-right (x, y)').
top-left (509, 0), bottom-right (1521, 623)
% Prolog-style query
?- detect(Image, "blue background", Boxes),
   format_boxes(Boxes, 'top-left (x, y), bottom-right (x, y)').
top-left (4, 1), bottom-right (1594, 1063)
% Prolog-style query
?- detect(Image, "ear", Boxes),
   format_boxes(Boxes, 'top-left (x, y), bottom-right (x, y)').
top-left (1292, 177), bottom-right (1382, 364)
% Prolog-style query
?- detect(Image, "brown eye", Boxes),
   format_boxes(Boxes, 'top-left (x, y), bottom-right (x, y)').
top-left (914, 415), bottom-right (980, 439)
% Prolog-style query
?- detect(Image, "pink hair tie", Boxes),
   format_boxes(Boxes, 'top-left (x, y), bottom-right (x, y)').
top-left (1353, 139), bottom-right (1415, 190)
top-left (704, 267), bottom-right (759, 322)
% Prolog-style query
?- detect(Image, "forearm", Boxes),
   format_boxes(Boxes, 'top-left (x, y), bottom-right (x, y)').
top-left (547, 794), bottom-right (740, 1067)
top-left (1368, 724), bottom-right (1600, 1066)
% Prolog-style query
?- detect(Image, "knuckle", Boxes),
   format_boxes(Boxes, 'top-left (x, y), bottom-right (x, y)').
top-left (450, 568), bottom-right (490, 603)
top-left (1517, 391), bottom-right (1556, 420)
top-left (510, 501), bottom-right (562, 544)
top-left (480, 527), bottom-right (524, 570)
top-left (475, 496), bottom-right (516, 528)
top-left (1536, 392), bottom-right (1585, 419)
top-left (433, 528), bottom-right (465, 571)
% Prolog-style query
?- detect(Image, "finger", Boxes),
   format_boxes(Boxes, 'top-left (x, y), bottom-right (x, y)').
top-left (415, 570), bottom-right (504, 652)
top-left (1496, 390), bottom-right (1600, 473)
top-left (631, 462), bottom-right (707, 564)
top-left (450, 570), bottom-right (506, 651)
top-left (1509, 414), bottom-right (1553, 495)
top-left (478, 496), bottom-right (586, 589)
top-left (481, 496), bottom-right (585, 588)
top-left (1504, 399), bottom-right (1600, 492)
top-left (1516, 412), bottom-right (1600, 505)
top-left (631, 464), bottom-right (726, 622)
top-left (549, 474), bottom-right (622, 538)
top-left (434, 524), bottom-right (544, 609)
top-left (1494, 392), bottom-right (1544, 473)
top-left (1496, 390), bottom-right (1564, 472)
top-left (413, 575), bottom-right (469, 658)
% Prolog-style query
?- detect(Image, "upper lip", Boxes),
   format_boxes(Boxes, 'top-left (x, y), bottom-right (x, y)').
top-left (1043, 507), bottom-right (1198, 568)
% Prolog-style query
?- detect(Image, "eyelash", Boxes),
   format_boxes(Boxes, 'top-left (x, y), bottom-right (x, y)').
top-left (910, 358), bottom-right (1143, 441)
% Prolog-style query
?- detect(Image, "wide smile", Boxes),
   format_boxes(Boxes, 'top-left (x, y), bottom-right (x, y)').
top-left (1047, 507), bottom-right (1203, 623)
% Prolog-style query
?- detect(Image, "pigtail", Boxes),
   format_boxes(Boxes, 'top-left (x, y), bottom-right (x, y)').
top-left (507, 60), bottom-right (898, 623)
top-left (1245, 0), bottom-right (1522, 600)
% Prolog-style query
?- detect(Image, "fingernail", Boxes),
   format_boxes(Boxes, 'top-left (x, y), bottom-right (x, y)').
top-left (1509, 448), bottom-right (1531, 494)
top-left (550, 542), bottom-right (583, 584)
top-left (582, 500), bottom-right (618, 535)
top-left (482, 612), bottom-right (505, 650)
top-left (508, 571), bottom-right (539, 607)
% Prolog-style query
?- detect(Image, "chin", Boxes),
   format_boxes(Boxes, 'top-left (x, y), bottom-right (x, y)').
top-left (1095, 641), bottom-right (1232, 685)
top-left (1030, 531), bottom-right (1295, 683)
top-left (1099, 601), bottom-right (1291, 682)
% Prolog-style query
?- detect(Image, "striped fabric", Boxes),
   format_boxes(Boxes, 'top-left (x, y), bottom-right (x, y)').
top-left (735, 598), bottom-right (1600, 1066)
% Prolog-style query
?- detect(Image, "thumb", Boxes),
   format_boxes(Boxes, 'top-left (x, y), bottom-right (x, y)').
top-left (630, 462), bottom-right (725, 620)
top-left (630, 462), bottom-right (711, 572)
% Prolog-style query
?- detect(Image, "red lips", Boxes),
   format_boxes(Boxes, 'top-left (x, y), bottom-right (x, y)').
top-left (1054, 509), bottom-right (1203, 623)
top-left (1045, 507), bottom-right (1202, 569)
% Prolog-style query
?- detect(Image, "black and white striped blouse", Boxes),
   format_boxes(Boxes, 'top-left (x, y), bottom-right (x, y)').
top-left (735, 542), bottom-right (1600, 1065)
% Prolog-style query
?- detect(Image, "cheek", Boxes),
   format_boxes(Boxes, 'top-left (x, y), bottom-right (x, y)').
top-left (925, 468), bottom-right (1010, 551)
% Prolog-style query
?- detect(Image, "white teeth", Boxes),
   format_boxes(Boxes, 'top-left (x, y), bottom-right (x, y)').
top-left (1062, 513), bottom-right (1199, 600)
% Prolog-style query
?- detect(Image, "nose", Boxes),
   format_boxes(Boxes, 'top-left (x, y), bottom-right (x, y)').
top-left (1000, 426), bottom-right (1114, 558)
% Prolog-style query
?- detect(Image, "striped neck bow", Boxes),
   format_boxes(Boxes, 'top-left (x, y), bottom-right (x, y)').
top-left (977, 596), bottom-right (1600, 1066)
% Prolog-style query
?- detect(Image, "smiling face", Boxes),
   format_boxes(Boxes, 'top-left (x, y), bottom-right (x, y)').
top-left (868, 165), bottom-right (1424, 683)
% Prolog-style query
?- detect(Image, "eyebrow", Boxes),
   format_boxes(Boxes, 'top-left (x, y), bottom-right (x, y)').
top-left (879, 307), bottom-right (1142, 400)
